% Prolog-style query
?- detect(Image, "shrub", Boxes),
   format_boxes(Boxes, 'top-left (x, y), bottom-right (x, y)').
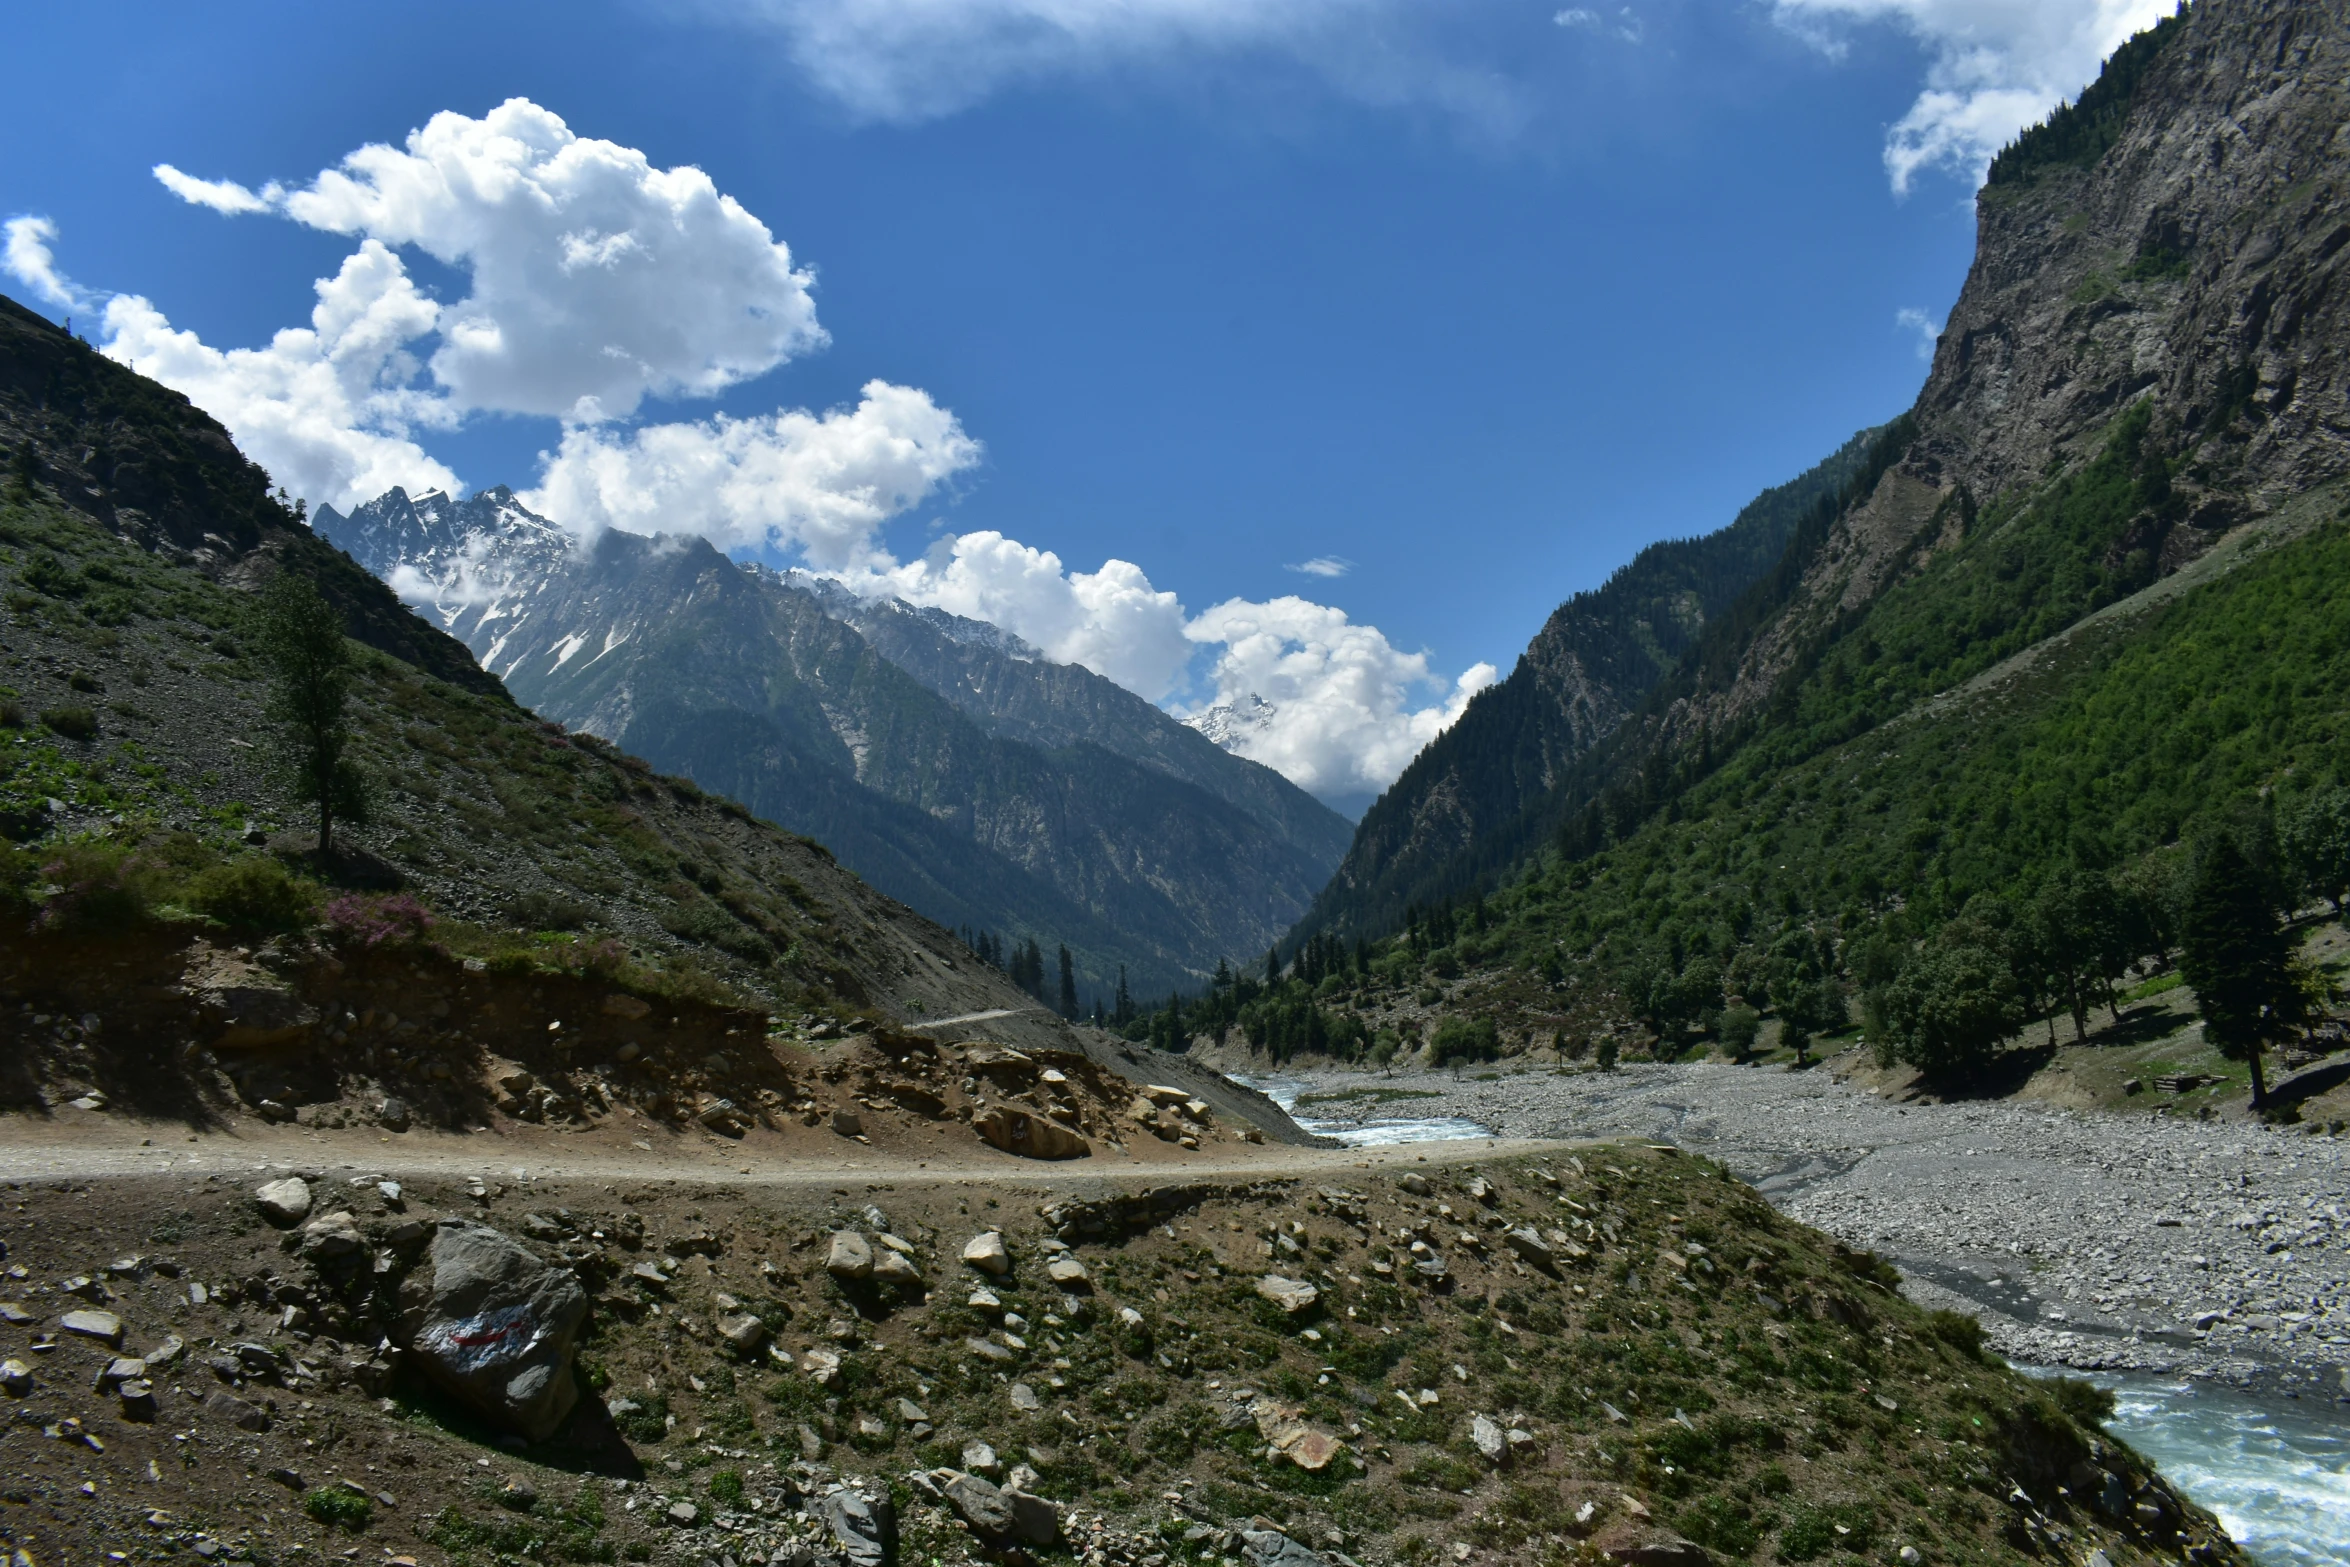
top-left (1428, 1014), bottom-right (1501, 1067)
top-left (321, 892), bottom-right (436, 949)
top-left (707, 1469), bottom-right (745, 1506)
top-left (0, 696), bottom-right (22, 728)
top-left (1676, 1495), bottom-right (1759, 1557)
top-left (303, 1488), bottom-right (372, 1532)
top-left (512, 889), bottom-right (597, 931)
top-left (187, 855), bottom-right (316, 933)
top-left (1925, 1309), bottom-right (1986, 1360)
top-left (34, 843), bottom-right (159, 934)
top-left (2045, 1376), bottom-right (2116, 1428)
top-left (38, 705), bottom-right (98, 741)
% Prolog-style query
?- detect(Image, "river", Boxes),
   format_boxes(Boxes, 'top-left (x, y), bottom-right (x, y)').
top-left (2041, 1370), bottom-right (2350, 1567)
top-left (1240, 1073), bottom-right (1492, 1147)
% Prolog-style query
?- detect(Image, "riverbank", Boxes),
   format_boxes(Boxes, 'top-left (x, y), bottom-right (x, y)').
top-left (1255, 1054), bottom-right (2350, 1404)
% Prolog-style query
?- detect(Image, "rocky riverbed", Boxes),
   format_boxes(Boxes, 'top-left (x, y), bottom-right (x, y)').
top-left (1270, 1056), bottom-right (2350, 1403)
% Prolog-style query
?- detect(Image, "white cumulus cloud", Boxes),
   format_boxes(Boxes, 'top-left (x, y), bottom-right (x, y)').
top-left (861, 532), bottom-right (1195, 700)
top-left (3, 216), bottom-right (97, 313)
top-left (519, 381), bottom-right (982, 568)
top-left (1773, 0), bottom-right (2177, 192)
top-left (153, 97), bottom-right (826, 422)
top-left (1182, 595), bottom-right (1497, 800)
top-left (100, 240), bottom-right (460, 510)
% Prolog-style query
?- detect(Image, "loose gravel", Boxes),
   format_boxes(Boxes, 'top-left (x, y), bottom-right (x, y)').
top-left (1278, 1058), bottom-right (2350, 1401)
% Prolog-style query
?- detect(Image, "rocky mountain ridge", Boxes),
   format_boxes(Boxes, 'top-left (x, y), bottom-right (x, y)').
top-left (314, 488), bottom-right (1350, 999)
top-left (1305, 0), bottom-right (2350, 946)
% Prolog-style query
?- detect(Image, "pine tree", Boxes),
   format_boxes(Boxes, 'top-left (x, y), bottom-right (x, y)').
top-left (255, 574), bottom-right (370, 858)
top-left (2179, 836), bottom-right (2301, 1108)
top-left (1265, 946), bottom-right (1281, 987)
top-left (1057, 944), bottom-right (1077, 1018)
top-left (1114, 966), bottom-right (1134, 1028)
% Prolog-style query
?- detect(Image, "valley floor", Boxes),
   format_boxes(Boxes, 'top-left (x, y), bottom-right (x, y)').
top-left (1262, 1057), bottom-right (2350, 1402)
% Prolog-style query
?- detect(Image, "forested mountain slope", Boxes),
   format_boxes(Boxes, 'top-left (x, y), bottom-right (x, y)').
top-left (316, 490), bottom-right (1349, 1001)
top-left (0, 291), bottom-right (1054, 1039)
top-left (1252, 0), bottom-right (2350, 1066)
top-left (1307, 426), bottom-right (1883, 936)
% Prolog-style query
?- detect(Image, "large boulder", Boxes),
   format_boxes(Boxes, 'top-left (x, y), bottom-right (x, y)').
top-left (973, 1107), bottom-right (1090, 1161)
top-left (941, 1473), bottom-right (1059, 1547)
top-left (396, 1220), bottom-right (589, 1443)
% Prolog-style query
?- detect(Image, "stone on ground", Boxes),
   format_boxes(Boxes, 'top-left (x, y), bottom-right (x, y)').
top-left (59, 1310), bottom-right (124, 1346)
top-left (943, 1472), bottom-right (1059, 1547)
top-left (396, 1219), bottom-right (590, 1443)
top-left (1256, 1275), bottom-right (1319, 1315)
top-left (961, 1232), bottom-right (1011, 1275)
top-left (973, 1106), bottom-right (1090, 1160)
top-left (826, 1231), bottom-right (875, 1281)
top-left (822, 1488), bottom-right (893, 1567)
top-left (253, 1178), bottom-right (313, 1227)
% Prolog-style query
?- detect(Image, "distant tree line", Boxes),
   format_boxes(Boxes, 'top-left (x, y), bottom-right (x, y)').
top-left (956, 927), bottom-right (1081, 1020)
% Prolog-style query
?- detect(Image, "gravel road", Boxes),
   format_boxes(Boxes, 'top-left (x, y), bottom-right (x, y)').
top-left (1279, 1058), bottom-right (2350, 1401)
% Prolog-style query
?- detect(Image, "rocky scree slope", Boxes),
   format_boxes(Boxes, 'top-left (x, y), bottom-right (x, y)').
top-left (0, 289), bottom-right (1067, 1040)
top-left (316, 487), bottom-right (1351, 1001)
top-left (0, 1147), bottom-right (2242, 1567)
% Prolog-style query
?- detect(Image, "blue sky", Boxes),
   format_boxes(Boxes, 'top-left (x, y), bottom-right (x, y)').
top-left (2, 0), bottom-right (2170, 810)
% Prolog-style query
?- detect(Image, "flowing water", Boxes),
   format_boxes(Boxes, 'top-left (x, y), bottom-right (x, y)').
top-left (2023, 1370), bottom-right (2350, 1567)
top-left (1240, 1074), bottom-right (1492, 1147)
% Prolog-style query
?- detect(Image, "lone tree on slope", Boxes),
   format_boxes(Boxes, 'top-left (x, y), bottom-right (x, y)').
top-left (2178, 835), bottom-right (2302, 1109)
top-left (256, 573), bottom-right (370, 859)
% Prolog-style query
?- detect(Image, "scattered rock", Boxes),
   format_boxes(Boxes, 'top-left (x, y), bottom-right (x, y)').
top-left (1471, 1413), bottom-right (1508, 1463)
top-left (397, 1219), bottom-right (590, 1443)
top-left (1503, 1226), bottom-right (1554, 1267)
top-left (253, 1178), bottom-right (314, 1227)
top-left (831, 1108), bottom-right (864, 1137)
top-left (974, 1106), bottom-right (1090, 1160)
top-left (962, 1440), bottom-right (1002, 1475)
top-left (0, 1303), bottom-right (37, 1326)
top-left (827, 1231), bottom-right (876, 1281)
top-left (1253, 1401), bottom-right (1345, 1470)
top-left (1009, 1381), bottom-right (1043, 1411)
top-left (1399, 1173), bottom-right (1433, 1197)
top-left (205, 1391), bottom-right (271, 1432)
top-left (1046, 1255), bottom-right (1090, 1288)
top-left (821, 1488), bottom-right (894, 1567)
top-left (1241, 1528), bottom-right (1325, 1567)
top-left (377, 1097), bottom-right (411, 1133)
top-left (602, 994), bottom-right (651, 1020)
top-left (58, 1310), bottom-right (124, 1347)
top-left (872, 1248), bottom-right (923, 1288)
top-left (717, 1314), bottom-right (768, 1353)
top-left (962, 1232), bottom-right (1011, 1275)
top-left (299, 1211), bottom-right (365, 1263)
top-left (0, 1359), bottom-right (30, 1395)
top-left (666, 1501), bottom-right (700, 1528)
top-left (1255, 1275), bottom-right (1319, 1315)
